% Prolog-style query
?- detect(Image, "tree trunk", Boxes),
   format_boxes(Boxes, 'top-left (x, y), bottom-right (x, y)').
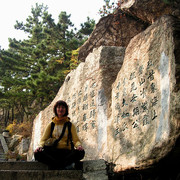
top-left (4, 109), bottom-right (9, 127)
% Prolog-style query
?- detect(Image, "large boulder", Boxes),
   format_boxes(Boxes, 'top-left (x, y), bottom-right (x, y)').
top-left (28, 15), bottom-right (180, 172)
top-left (28, 46), bottom-right (126, 160)
top-left (9, 135), bottom-right (22, 151)
top-left (109, 15), bottom-right (180, 171)
top-left (18, 138), bottom-right (30, 154)
top-left (119, 0), bottom-right (180, 23)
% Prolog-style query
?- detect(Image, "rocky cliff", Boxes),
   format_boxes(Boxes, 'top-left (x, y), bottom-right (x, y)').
top-left (28, 0), bottom-right (180, 174)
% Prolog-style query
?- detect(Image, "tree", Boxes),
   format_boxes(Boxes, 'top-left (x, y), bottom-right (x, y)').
top-left (0, 3), bottom-right (95, 126)
top-left (79, 17), bottom-right (95, 39)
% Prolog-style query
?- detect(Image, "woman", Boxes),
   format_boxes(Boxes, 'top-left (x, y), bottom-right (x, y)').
top-left (34, 100), bottom-right (85, 170)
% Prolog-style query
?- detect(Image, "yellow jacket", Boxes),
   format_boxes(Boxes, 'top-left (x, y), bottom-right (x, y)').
top-left (39, 116), bottom-right (81, 150)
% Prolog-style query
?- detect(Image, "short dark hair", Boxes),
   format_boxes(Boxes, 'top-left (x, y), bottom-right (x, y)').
top-left (53, 100), bottom-right (69, 117)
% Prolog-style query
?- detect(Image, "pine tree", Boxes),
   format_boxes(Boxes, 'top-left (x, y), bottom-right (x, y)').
top-left (0, 3), bottom-right (95, 126)
top-left (79, 17), bottom-right (95, 39)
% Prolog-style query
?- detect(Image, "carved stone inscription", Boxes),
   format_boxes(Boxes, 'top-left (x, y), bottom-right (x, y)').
top-left (67, 81), bottom-right (97, 133)
top-left (113, 59), bottom-right (159, 137)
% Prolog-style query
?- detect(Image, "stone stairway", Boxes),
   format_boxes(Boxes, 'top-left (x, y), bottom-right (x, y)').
top-left (0, 134), bottom-right (8, 161)
top-left (0, 160), bottom-right (108, 180)
top-left (0, 142), bottom-right (5, 161)
top-left (0, 134), bottom-right (108, 179)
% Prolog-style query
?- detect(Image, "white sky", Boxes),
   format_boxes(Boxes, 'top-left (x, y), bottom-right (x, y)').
top-left (0, 0), bottom-right (105, 49)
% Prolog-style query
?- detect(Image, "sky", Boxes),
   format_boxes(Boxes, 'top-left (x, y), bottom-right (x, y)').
top-left (0, 0), bottom-right (105, 50)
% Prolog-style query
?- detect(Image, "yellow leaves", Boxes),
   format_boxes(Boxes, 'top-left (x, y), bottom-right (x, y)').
top-left (63, 69), bottom-right (71, 75)
top-left (56, 57), bottom-right (64, 64)
top-left (70, 48), bottom-right (80, 70)
top-left (71, 49), bottom-right (79, 58)
top-left (6, 123), bottom-right (16, 135)
top-left (6, 121), bottom-right (32, 138)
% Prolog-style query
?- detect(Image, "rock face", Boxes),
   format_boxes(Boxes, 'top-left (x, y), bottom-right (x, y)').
top-left (109, 15), bottom-right (180, 171)
top-left (78, 11), bottom-right (148, 62)
top-left (28, 46), bottom-right (126, 160)
top-left (28, 14), bottom-right (180, 171)
top-left (119, 0), bottom-right (180, 23)
top-left (78, 0), bottom-right (180, 63)
top-left (28, 15), bottom-right (180, 172)
top-left (29, 15), bottom-right (180, 173)
top-left (9, 135), bottom-right (22, 151)
top-left (18, 138), bottom-right (30, 154)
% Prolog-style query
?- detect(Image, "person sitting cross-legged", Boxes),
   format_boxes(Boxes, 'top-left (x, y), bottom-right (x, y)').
top-left (34, 100), bottom-right (85, 170)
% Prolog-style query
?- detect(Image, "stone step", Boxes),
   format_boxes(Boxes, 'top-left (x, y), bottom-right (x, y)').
top-left (0, 147), bottom-right (4, 152)
top-left (0, 153), bottom-right (5, 157)
top-left (0, 153), bottom-right (5, 161)
top-left (0, 161), bottom-right (48, 170)
top-left (0, 170), bottom-right (83, 180)
top-left (0, 160), bottom-right (109, 180)
top-left (0, 158), bottom-right (5, 161)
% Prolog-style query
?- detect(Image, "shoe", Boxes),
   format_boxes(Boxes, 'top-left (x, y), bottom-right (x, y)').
top-left (64, 163), bottom-right (75, 170)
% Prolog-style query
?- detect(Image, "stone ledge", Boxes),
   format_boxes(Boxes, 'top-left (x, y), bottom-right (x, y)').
top-left (83, 170), bottom-right (108, 180)
top-left (83, 159), bottom-right (107, 172)
top-left (0, 160), bottom-right (109, 180)
top-left (83, 159), bottom-right (108, 180)
top-left (0, 159), bottom-right (108, 171)
top-left (0, 161), bottom-right (48, 170)
top-left (0, 170), bottom-right (83, 180)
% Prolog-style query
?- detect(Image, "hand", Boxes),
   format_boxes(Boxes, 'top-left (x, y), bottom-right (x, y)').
top-left (76, 145), bottom-right (84, 151)
top-left (34, 147), bottom-right (43, 153)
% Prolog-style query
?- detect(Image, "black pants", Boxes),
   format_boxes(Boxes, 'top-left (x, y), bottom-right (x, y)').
top-left (34, 147), bottom-right (85, 169)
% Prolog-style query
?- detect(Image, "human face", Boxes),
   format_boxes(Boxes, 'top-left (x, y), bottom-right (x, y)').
top-left (56, 105), bottom-right (66, 117)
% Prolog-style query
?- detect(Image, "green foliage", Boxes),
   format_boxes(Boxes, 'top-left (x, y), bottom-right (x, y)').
top-left (79, 17), bottom-right (95, 37)
top-left (0, 3), bottom-right (95, 125)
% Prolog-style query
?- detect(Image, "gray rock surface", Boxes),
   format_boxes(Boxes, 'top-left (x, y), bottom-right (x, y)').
top-left (28, 46), bottom-right (125, 161)
top-left (109, 15), bottom-right (180, 171)
top-left (28, 15), bottom-right (180, 172)
top-left (119, 0), bottom-right (180, 23)
top-left (28, 9), bottom-right (180, 175)
top-left (78, 12), bottom-right (148, 62)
